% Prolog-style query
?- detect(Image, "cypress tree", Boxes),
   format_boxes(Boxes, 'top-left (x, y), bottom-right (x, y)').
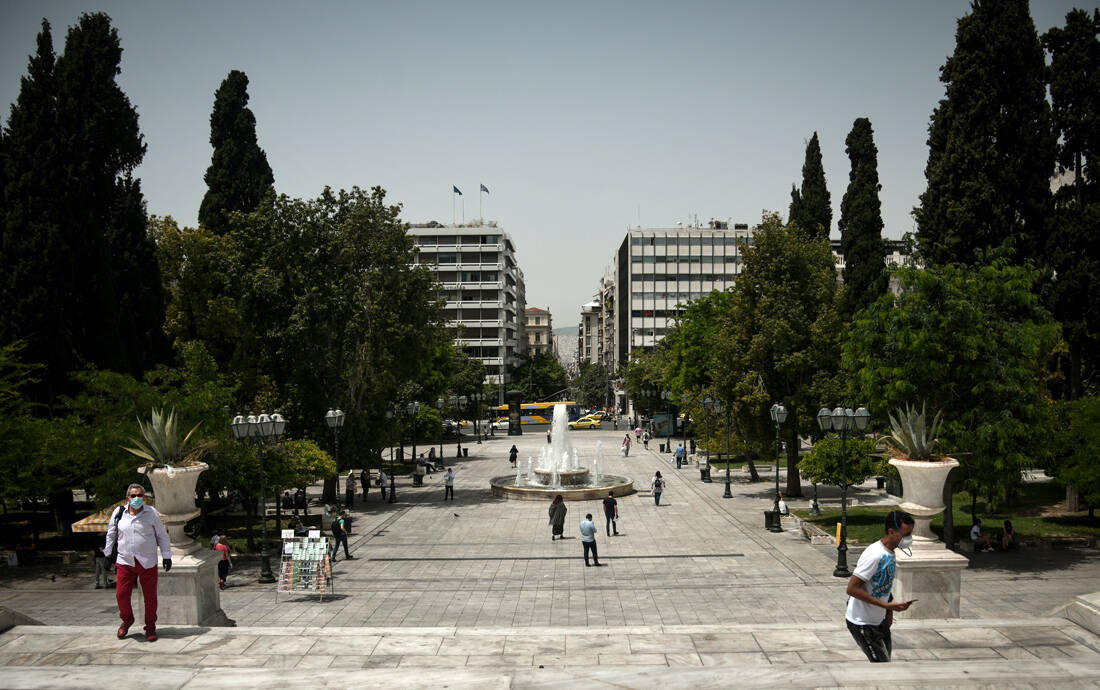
top-left (2, 13), bottom-right (167, 402)
top-left (1043, 9), bottom-right (1100, 398)
top-left (838, 118), bottom-right (886, 317)
top-left (914, 0), bottom-right (1055, 266)
top-left (198, 70), bottom-right (274, 234)
top-left (1, 20), bottom-right (66, 400)
top-left (788, 132), bottom-right (832, 239)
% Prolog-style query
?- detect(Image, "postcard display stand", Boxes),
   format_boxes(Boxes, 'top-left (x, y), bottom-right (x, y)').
top-left (277, 529), bottom-right (334, 602)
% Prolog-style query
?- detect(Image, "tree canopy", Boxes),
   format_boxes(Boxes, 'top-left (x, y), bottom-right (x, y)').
top-left (838, 117), bottom-right (886, 318)
top-left (915, 0), bottom-right (1054, 266)
top-left (789, 132), bottom-right (832, 240)
top-left (198, 70), bottom-right (274, 234)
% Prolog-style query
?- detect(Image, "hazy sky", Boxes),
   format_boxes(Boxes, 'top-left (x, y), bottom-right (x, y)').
top-left (1, 1), bottom-right (1082, 325)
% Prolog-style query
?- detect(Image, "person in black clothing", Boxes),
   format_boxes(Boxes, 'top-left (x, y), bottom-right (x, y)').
top-left (360, 469), bottom-right (369, 502)
top-left (509, 445), bottom-right (519, 468)
top-left (330, 511), bottom-right (353, 562)
top-left (603, 492), bottom-right (619, 536)
top-left (293, 488), bottom-right (307, 516)
top-left (281, 491), bottom-right (293, 511)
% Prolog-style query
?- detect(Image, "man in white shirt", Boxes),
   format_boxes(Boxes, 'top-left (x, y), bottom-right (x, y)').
top-left (844, 510), bottom-right (915, 662)
top-left (970, 518), bottom-right (993, 551)
top-left (104, 483), bottom-right (172, 642)
top-left (444, 468), bottom-right (455, 501)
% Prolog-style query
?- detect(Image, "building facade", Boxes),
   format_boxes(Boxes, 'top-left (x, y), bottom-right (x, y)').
top-left (407, 221), bottom-right (526, 394)
top-left (614, 221), bottom-right (752, 365)
top-left (525, 307), bottom-right (554, 357)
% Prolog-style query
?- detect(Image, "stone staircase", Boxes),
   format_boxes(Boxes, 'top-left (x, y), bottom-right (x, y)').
top-left (2, 617), bottom-right (1099, 688)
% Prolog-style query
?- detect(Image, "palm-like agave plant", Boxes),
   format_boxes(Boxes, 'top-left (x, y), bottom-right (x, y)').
top-left (879, 403), bottom-right (943, 461)
top-left (123, 407), bottom-right (206, 468)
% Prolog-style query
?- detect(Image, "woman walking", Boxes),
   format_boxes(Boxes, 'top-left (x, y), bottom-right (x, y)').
top-left (548, 495), bottom-right (568, 540)
top-left (212, 535), bottom-right (231, 590)
top-left (621, 434), bottom-right (632, 457)
top-left (509, 444), bottom-right (519, 468)
top-left (651, 471), bottom-right (664, 506)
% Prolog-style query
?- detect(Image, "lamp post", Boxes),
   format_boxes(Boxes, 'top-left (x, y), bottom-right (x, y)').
top-left (325, 407), bottom-right (345, 490)
top-left (701, 396), bottom-right (715, 483)
top-left (661, 390), bottom-right (673, 457)
top-left (817, 405), bottom-right (870, 578)
top-left (723, 403), bottom-right (733, 498)
top-left (436, 397), bottom-right (445, 457)
top-left (472, 393), bottom-right (484, 443)
top-left (385, 404), bottom-right (395, 500)
top-left (450, 395), bottom-right (467, 457)
top-left (769, 403), bottom-right (788, 533)
top-left (231, 410), bottom-right (286, 583)
top-left (403, 402), bottom-right (420, 502)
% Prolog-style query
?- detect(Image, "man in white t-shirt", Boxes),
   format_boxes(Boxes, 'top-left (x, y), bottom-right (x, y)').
top-left (844, 510), bottom-right (915, 662)
top-left (970, 518), bottom-right (993, 551)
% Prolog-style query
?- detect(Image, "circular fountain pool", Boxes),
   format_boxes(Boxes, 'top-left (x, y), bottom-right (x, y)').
top-left (489, 403), bottom-right (635, 501)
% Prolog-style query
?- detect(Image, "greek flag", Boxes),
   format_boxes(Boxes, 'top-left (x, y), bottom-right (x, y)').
top-left (453, 185), bottom-right (462, 195)
top-left (480, 184), bottom-right (489, 194)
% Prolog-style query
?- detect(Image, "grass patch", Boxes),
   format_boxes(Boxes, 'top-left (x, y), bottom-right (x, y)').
top-left (793, 480), bottom-right (1100, 545)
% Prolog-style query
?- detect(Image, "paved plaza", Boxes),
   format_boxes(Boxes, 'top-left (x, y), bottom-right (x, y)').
top-left (3, 428), bottom-right (1100, 686)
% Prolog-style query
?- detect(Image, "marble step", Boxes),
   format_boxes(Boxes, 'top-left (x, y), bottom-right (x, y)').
top-left (1, 618), bottom-right (1099, 687)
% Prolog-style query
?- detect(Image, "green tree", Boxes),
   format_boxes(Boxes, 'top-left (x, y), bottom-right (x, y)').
top-left (1045, 397), bottom-right (1100, 519)
top-left (843, 263), bottom-right (1060, 510)
top-left (788, 132), bottom-right (832, 239)
top-left (511, 351), bottom-right (569, 401)
top-left (799, 436), bottom-right (881, 488)
top-left (198, 70), bottom-right (274, 235)
top-left (915, 0), bottom-right (1055, 266)
top-left (573, 362), bottom-right (613, 409)
top-left (838, 117), bottom-right (886, 317)
top-left (712, 213), bottom-right (845, 496)
top-left (1, 13), bottom-right (168, 405)
top-left (1043, 9), bottom-right (1100, 399)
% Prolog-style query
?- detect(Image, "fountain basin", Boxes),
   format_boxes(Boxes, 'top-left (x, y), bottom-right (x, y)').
top-left (532, 468), bottom-right (590, 486)
top-left (490, 475), bottom-right (634, 501)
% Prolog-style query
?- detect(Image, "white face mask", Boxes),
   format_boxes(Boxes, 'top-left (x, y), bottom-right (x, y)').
top-left (898, 534), bottom-right (913, 556)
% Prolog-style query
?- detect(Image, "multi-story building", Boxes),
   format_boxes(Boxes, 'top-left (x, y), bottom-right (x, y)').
top-left (525, 307), bottom-right (554, 357)
top-left (614, 220), bottom-right (752, 365)
top-left (577, 300), bottom-right (601, 367)
top-left (407, 221), bottom-right (526, 395)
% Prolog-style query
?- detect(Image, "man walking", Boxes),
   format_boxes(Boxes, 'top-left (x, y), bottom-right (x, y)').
top-left (603, 492), bottom-right (619, 536)
top-left (675, 443), bottom-right (685, 468)
top-left (360, 469), bottom-right (369, 502)
top-left (330, 510), bottom-right (353, 562)
top-left (845, 510), bottom-right (915, 662)
top-left (345, 471), bottom-right (357, 509)
top-left (104, 483), bottom-right (172, 642)
top-left (444, 468), bottom-right (455, 501)
top-left (579, 513), bottom-right (602, 566)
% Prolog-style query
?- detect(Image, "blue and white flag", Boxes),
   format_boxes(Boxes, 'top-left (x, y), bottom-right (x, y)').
top-left (453, 185), bottom-right (462, 195)
top-left (480, 184), bottom-right (489, 194)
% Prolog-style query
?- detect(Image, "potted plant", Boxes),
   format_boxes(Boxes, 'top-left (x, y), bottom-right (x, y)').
top-left (878, 403), bottom-right (958, 542)
top-left (123, 408), bottom-right (211, 548)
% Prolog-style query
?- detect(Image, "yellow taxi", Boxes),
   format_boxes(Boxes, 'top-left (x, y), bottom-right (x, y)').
top-left (568, 415), bottom-right (602, 430)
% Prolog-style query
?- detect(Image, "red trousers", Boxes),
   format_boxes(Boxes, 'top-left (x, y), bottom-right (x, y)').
top-left (116, 561), bottom-right (158, 632)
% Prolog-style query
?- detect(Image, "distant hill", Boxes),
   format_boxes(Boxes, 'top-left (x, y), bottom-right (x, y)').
top-left (552, 326), bottom-right (576, 336)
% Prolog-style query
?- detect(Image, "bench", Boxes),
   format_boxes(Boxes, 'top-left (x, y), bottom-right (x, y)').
top-left (800, 520), bottom-right (835, 545)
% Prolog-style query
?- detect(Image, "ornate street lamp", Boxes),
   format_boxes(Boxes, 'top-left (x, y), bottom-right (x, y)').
top-left (471, 392), bottom-right (485, 444)
top-left (436, 397), bottom-right (445, 457)
top-left (701, 396), bottom-right (715, 484)
top-left (817, 405), bottom-right (871, 577)
top-left (769, 403), bottom-right (788, 533)
top-left (230, 410), bottom-right (286, 583)
top-left (385, 404), bottom-right (395, 500)
top-left (402, 401), bottom-right (421, 502)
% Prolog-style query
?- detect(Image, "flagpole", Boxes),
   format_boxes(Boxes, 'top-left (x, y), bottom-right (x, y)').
top-left (479, 189), bottom-right (482, 222)
top-left (461, 198), bottom-right (465, 224)
top-left (453, 191), bottom-right (456, 225)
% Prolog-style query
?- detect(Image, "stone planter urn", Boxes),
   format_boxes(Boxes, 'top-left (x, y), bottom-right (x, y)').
top-left (138, 462), bottom-right (208, 554)
top-left (888, 456), bottom-right (968, 620)
top-left (135, 461), bottom-right (232, 627)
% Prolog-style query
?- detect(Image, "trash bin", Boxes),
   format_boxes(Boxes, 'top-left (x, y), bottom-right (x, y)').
top-left (764, 510), bottom-right (777, 530)
top-left (660, 443), bottom-right (667, 453)
top-left (876, 476), bottom-right (886, 490)
top-left (462, 448), bottom-right (468, 458)
top-left (413, 474), bottom-right (423, 487)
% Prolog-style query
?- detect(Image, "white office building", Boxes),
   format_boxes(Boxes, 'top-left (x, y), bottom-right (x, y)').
top-left (614, 220), bottom-right (752, 365)
top-left (407, 221), bottom-right (526, 393)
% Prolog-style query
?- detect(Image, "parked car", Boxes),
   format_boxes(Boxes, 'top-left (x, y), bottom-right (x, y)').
top-left (491, 418), bottom-right (510, 430)
top-left (568, 415), bottom-right (602, 430)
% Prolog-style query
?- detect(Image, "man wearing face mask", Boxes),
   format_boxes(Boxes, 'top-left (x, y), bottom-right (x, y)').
top-left (104, 483), bottom-right (172, 642)
top-left (844, 510), bottom-right (915, 662)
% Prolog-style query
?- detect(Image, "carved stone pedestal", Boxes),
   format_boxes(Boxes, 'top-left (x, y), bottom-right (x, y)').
top-left (892, 537), bottom-right (969, 620)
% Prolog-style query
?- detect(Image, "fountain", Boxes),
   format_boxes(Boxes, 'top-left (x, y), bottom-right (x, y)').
top-left (490, 404), bottom-right (634, 500)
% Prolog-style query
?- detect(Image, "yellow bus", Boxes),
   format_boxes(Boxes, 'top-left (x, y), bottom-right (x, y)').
top-left (492, 401), bottom-right (581, 425)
